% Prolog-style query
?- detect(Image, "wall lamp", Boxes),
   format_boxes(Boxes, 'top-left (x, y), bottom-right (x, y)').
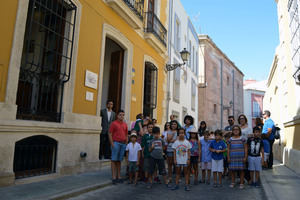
top-left (223, 101), bottom-right (233, 110)
top-left (293, 67), bottom-right (300, 84)
top-left (165, 48), bottom-right (190, 71)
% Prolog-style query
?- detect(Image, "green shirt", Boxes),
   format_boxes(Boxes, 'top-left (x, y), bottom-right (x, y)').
top-left (133, 119), bottom-right (143, 132)
top-left (223, 139), bottom-right (228, 157)
top-left (141, 133), bottom-right (153, 158)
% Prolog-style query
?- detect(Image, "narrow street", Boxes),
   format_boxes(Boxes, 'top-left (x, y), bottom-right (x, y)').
top-left (69, 178), bottom-right (265, 200)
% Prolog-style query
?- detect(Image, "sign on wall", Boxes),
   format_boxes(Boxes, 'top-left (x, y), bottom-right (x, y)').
top-left (85, 70), bottom-right (98, 89)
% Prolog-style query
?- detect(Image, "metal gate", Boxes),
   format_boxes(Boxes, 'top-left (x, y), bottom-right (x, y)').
top-left (13, 135), bottom-right (57, 179)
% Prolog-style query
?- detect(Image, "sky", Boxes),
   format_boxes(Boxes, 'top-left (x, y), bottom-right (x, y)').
top-left (180, 0), bottom-right (279, 81)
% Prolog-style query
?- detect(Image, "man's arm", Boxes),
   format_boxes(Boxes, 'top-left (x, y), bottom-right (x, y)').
top-left (109, 132), bottom-right (114, 148)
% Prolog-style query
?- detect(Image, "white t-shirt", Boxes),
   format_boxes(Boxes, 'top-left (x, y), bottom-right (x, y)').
top-left (107, 109), bottom-right (112, 121)
top-left (172, 139), bottom-right (192, 165)
top-left (126, 142), bottom-right (142, 162)
top-left (241, 126), bottom-right (252, 139)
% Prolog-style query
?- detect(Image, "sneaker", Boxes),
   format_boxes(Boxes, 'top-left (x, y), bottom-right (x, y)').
top-left (154, 177), bottom-right (161, 184)
top-left (185, 185), bottom-right (191, 191)
top-left (239, 184), bottom-right (245, 189)
top-left (117, 178), bottom-right (123, 184)
top-left (255, 182), bottom-right (261, 188)
top-left (112, 179), bottom-right (118, 185)
top-left (171, 185), bottom-right (179, 190)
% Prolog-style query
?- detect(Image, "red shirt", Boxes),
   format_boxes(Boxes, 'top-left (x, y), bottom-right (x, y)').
top-left (109, 120), bottom-right (128, 142)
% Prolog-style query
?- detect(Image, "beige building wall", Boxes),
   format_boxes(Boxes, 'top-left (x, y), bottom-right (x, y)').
top-left (263, 0), bottom-right (300, 174)
top-left (198, 35), bottom-right (244, 130)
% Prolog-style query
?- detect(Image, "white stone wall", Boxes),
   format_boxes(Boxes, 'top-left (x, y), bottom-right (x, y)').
top-left (167, 0), bottom-right (199, 126)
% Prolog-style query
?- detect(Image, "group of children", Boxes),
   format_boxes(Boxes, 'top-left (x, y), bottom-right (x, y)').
top-left (125, 121), bottom-right (268, 191)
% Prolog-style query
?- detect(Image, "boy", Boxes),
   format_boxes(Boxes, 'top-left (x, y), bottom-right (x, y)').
top-left (247, 126), bottom-right (264, 187)
top-left (172, 128), bottom-right (192, 191)
top-left (148, 126), bottom-right (168, 189)
top-left (126, 132), bottom-right (142, 185)
top-left (200, 131), bottom-right (212, 184)
top-left (223, 132), bottom-right (231, 177)
top-left (141, 123), bottom-right (154, 183)
top-left (209, 130), bottom-right (226, 187)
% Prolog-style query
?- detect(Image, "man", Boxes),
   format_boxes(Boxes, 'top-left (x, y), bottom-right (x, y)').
top-left (224, 115), bottom-right (235, 131)
top-left (262, 110), bottom-right (276, 169)
top-left (109, 110), bottom-right (128, 184)
top-left (99, 100), bottom-right (116, 160)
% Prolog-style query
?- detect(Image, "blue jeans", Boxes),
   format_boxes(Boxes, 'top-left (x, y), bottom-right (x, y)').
top-left (111, 142), bottom-right (126, 161)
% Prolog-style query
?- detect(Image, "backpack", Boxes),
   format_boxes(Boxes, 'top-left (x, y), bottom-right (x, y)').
top-left (274, 127), bottom-right (281, 140)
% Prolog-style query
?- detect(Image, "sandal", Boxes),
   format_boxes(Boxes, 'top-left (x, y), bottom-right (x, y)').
top-left (230, 183), bottom-right (235, 188)
top-left (239, 184), bottom-right (245, 189)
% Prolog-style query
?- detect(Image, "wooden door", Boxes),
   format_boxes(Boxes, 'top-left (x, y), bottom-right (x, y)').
top-left (108, 50), bottom-right (124, 113)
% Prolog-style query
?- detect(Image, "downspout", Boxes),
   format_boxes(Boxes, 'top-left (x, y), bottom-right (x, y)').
top-left (166, 0), bottom-right (173, 122)
top-left (220, 59), bottom-right (223, 129)
top-left (232, 69), bottom-right (235, 117)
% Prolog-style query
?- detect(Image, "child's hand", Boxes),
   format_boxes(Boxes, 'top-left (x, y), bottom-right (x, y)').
top-left (243, 157), bottom-right (247, 163)
top-left (152, 143), bottom-right (155, 148)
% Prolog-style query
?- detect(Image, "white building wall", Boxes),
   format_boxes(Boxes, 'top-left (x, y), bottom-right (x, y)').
top-left (168, 0), bottom-right (199, 127)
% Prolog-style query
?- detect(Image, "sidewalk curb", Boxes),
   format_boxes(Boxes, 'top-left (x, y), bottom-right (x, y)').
top-left (260, 170), bottom-right (278, 200)
top-left (48, 181), bottom-right (112, 200)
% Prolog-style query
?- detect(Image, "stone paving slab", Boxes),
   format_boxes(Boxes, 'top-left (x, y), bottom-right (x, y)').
top-left (261, 160), bottom-right (300, 200)
top-left (0, 164), bottom-right (114, 200)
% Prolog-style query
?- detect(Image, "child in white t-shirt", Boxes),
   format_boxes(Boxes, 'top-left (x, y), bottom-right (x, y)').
top-left (171, 128), bottom-right (192, 191)
top-left (126, 133), bottom-right (142, 185)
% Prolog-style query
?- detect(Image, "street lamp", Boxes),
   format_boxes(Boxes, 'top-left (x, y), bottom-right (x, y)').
top-left (165, 48), bottom-right (190, 71)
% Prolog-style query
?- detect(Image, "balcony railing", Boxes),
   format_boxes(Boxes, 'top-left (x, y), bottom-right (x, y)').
top-left (145, 12), bottom-right (167, 47)
top-left (123, 0), bottom-right (144, 20)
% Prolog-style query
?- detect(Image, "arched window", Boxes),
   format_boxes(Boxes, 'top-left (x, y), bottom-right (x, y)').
top-left (13, 135), bottom-right (57, 179)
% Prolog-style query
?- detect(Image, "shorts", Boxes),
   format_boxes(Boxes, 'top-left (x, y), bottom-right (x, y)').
top-left (264, 153), bottom-right (270, 162)
top-left (149, 157), bottom-right (166, 175)
top-left (111, 142), bottom-right (126, 161)
top-left (190, 156), bottom-right (199, 164)
top-left (248, 156), bottom-right (262, 171)
top-left (144, 158), bottom-right (151, 172)
top-left (201, 162), bottom-right (212, 170)
top-left (128, 161), bottom-right (139, 172)
top-left (212, 159), bottom-right (224, 172)
top-left (176, 164), bottom-right (188, 167)
top-left (166, 151), bottom-right (174, 157)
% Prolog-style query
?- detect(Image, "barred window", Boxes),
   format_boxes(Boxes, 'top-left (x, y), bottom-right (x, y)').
top-left (143, 62), bottom-right (158, 118)
top-left (16, 0), bottom-right (76, 122)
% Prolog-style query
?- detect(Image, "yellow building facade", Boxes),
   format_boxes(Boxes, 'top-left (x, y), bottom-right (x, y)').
top-left (264, 0), bottom-right (300, 173)
top-left (0, 0), bottom-right (168, 186)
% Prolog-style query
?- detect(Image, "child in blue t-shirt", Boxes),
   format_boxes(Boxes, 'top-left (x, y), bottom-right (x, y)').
top-left (209, 130), bottom-right (226, 187)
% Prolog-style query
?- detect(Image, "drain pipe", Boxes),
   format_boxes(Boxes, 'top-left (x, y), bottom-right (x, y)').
top-left (166, 0), bottom-right (173, 122)
top-left (220, 59), bottom-right (223, 129)
top-left (232, 69), bottom-right (235, 117)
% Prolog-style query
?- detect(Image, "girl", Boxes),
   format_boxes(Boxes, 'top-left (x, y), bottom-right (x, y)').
top-left (228, 125), bottom-right (248, 189)
top-left (172, 128), bottom-right (191, 191)
top-left (189, 128), bottom-right (201, 185)
top-left (198, 121), bottom-right (207, 138)
top-left (183, 115), bottom-right (195, 140)
top-left (165, 120), bottom-right (178, 184)
top-left (162, 122), bottom-right (171, 139)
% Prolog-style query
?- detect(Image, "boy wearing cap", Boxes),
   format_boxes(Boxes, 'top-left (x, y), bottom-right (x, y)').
top-left (126, 132), bottom-right (142, 185)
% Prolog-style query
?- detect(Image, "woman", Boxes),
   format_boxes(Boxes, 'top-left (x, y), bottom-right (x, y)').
top-left (198, 121), bottom-right (207, 138)
top-left (238, 114), bottom-right (252, 139)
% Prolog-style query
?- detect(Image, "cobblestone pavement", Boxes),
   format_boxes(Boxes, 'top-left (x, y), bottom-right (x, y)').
top-left (69, 176), bottom-right (266, 200)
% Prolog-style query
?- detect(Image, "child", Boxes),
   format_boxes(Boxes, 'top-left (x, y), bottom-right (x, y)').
top-left (189, 128), bottom-right (201, 185)
top-left (210, 130), bottom-right (227, 187)
top-left (148, 126), bottom-right (168, 189)
top-left (247, 126), bottom-right (264, 187)
top-left (141, 123), bottom-right (154, 184)
top-left (165, 120), bottom-right (178, 184)
top-left (126, 132), bottom-right (142, 185)
top-left (228, 125), bottom-right (248, 189)
top-left (200, 131), bottom-right (212, 184)
top-left (172, 128), bottom-right (192, 191)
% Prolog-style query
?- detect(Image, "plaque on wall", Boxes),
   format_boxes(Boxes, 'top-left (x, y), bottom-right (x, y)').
top-left (85, 70), bottom-right (98, 89)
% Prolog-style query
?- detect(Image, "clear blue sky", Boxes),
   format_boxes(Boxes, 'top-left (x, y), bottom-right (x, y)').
top-left (181, 0), bottom-right (279, 81)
